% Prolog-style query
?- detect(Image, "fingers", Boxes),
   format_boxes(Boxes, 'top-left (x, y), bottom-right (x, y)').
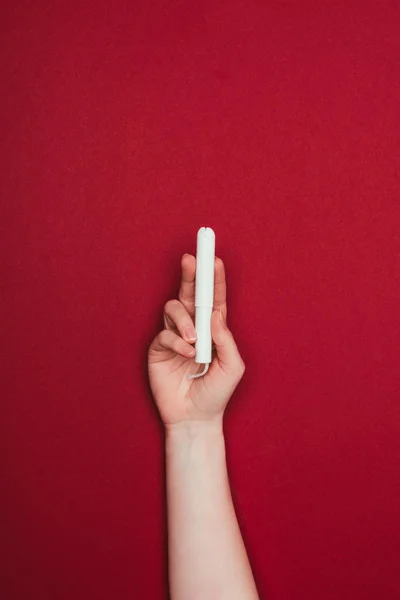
top-left (210, 309), bottom-right (245, 376)
top-left (153, 254), bottom-right (229, 362)
top-left (164, 299), bottom-right (198, 343)
top-left (213, 257), bottom-right (227, 320)
top-left (178, 254), bottom-right (227, 320)
top-left (149, 329), bottom-right (196, 358)
top-left (178, 254), bottom-right (196, 315)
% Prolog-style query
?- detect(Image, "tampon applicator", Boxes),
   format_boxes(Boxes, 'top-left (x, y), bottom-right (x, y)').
top-left (187, 227), bottom-right (215, 380)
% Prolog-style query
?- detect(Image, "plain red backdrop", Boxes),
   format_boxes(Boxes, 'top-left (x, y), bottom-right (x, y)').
top-left (1, 1), bottom-right (400, 599)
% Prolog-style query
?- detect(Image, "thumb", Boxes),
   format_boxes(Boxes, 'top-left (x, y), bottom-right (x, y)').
top-left (211, 309), bottom-right (245, 374)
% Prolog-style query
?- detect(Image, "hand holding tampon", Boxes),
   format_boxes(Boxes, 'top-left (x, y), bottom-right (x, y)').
top-left (147, 228), bottom-right (246, 430)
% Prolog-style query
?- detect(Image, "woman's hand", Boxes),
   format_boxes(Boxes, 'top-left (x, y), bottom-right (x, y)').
top-left (147, 253), bottom-right (246, 430)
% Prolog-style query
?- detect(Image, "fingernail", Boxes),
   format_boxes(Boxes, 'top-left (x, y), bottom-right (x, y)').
top-left (185, 326), bottom-right (197, 340)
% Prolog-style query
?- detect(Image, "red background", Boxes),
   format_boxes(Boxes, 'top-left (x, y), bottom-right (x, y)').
top-left (2, 1), bottom-right (400, 599)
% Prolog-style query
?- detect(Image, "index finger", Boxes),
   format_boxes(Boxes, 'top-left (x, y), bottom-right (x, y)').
top-left (178, 253), bottom-right (227, 319)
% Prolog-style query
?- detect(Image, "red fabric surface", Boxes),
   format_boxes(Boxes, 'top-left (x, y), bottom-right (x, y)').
top-left (2, 1), bottom-right (400, 599)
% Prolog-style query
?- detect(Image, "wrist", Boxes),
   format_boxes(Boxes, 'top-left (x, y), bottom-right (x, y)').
top-left (165, 418), bottom-right (226, 468)
top-left (165, 417), bottom-right (224, 443)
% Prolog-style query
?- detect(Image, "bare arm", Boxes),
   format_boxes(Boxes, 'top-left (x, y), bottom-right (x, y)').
top-left (148, 253), bottom-right (259, 599)
top-left (166, 419), bottom-right (259, 600)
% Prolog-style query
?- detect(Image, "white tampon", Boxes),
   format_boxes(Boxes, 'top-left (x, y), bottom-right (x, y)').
top-left (187, 227), bottom-right (215, 380)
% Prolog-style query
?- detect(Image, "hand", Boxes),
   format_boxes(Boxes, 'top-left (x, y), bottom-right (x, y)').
top-left (147, 253), bottom-right (246, 430)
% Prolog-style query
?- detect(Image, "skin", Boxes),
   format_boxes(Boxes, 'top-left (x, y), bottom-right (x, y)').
top-left (148, 254), bottom-right (260, 600)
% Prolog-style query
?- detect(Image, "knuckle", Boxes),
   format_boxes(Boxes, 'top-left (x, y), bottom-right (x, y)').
top-left (158, 329), bottom-right (169, 344)
top-left (159, 328), bottom-right (181, 351)
top-left (177, 291), bottom-right (188, 307)
top-left (164, 298), bottom-right (178, 312)
top-left (178, 291), bottom-right (185, 305)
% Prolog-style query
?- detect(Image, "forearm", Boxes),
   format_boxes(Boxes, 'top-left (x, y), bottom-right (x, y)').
top-left (166, 419), bottom-right (259, 600)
